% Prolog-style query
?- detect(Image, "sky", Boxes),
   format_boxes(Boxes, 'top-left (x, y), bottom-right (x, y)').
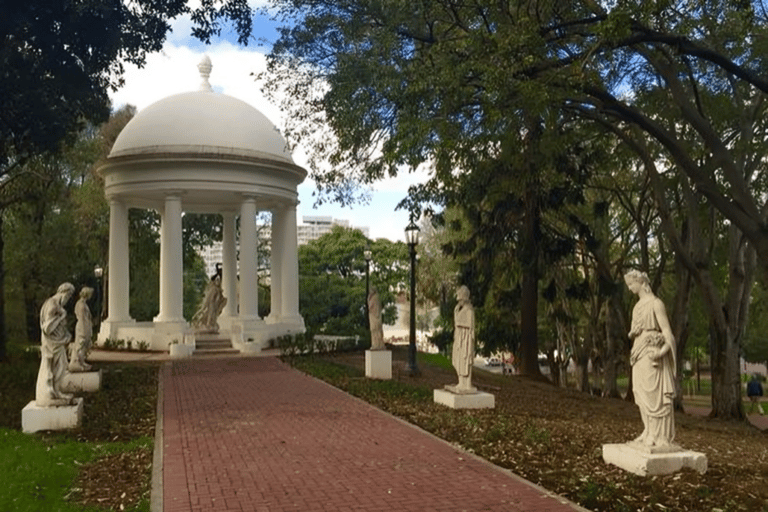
top-left (107, 5), bottom-right (430, 242)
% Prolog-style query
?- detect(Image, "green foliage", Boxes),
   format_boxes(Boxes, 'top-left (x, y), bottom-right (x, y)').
top-left (101, 338), bottom-right (150, 352)
top-left (416, 351), bottom-right (453, 371)
top-left (299, 226), bottom-right (407, 335)
top-left (277, 332), bottom-right (367, 358)
top-left (264, 0), bottom-right (768, 402)
top-left (427, 329), bottom-right (453, 355)
top-left (1, 1), bottom-right (254, 171)
top-left (744, 281), bottom-right (768, 366)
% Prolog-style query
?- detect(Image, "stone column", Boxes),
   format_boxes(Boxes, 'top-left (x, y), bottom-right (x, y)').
top-left (267, 207), bottom-right (284, 323)
top-left (281, 202), bottom-right (302, 324)
top-left (239, 197), bottom-right (259, 320)
top-left (155, 194), bottom-right (184, 322)
top-left (106, 198), bottom-right (130, 322)
top-left (221, 212), bottom-right (238, 318)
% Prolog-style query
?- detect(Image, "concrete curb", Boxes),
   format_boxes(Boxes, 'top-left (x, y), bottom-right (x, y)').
top-left (150, 362), bottom-right (166, 512)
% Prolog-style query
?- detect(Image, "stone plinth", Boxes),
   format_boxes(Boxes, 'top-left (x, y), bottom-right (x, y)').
top-left (434, 388), bottom-right (495, 409)
top-left (602, 443), bottom-right (707, 476)
top-left (62, 370), bottom-right (101, 393)
top-left (22, 398), bottom-right (84, 433)
top-left (365, 350), bottom-right (392, 380)
top-left (170, 343), bottom-right (194, 358)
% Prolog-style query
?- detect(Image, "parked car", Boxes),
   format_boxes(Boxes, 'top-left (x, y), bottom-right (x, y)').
top-left (485, 357), bottom-right (501, 366)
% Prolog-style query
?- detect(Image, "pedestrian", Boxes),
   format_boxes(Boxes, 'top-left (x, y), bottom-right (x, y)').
top-left (747, 374), bottom-right (764, 415)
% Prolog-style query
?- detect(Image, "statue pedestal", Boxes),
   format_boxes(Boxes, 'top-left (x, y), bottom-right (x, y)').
top-left (22, 398), bottom-right (84, 433)
top-left (63, 370), bottom-right (101, 393)
top-left (602, 443), bottom-right (707, 476)
top-left (365, 350), bottom-right (392, 380)
top-left (170, 343), bottom-right (194, 358)
top-left (434, 388), bottom-right (495, 409)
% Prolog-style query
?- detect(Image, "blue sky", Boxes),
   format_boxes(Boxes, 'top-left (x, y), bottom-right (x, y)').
top-left (108, 4), bottom-right (428, 242)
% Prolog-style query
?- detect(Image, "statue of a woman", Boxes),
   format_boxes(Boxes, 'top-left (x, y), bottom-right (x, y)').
top-left (36, 283), bottom-right (76, 406)
top-left (69, 287), bottom-right (94, 372)
top-left (368, 288), bottom-right (385, 350)
top-left (625, 270), bottom-right (677, 449)
top-left (448, 285), bottom-right (476, 394)
top-left (191, 274), bottom-right (227, 333)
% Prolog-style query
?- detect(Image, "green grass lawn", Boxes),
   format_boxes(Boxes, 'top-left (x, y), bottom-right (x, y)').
top-left (0, 342), bottom-right (157, 512)
top-left (0, 430), bottom-right (152, 512)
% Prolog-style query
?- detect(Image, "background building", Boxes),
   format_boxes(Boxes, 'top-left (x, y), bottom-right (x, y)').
top-left (297, 215), bottom-right (370, 245)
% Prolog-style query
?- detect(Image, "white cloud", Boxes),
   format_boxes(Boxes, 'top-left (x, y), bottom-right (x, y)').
top-left (108, 33), bottom-right (427, 241)
top-left (110, 42), bottom-right (280, 122)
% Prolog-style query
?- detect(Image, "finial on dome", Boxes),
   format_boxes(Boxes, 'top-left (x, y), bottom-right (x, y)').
top-left (198, 55), bottom-right (213, 92)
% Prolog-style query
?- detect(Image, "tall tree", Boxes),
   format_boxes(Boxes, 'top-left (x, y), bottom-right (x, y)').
top-left (263, 0), bottom-right (768, 418)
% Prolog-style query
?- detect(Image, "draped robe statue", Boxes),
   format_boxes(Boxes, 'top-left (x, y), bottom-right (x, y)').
top-left (625, 270), bottom-right (678, 449)
top-left (447, 285), bottom-right (476, 394)
top-left (192, 274), bottom-right (227, 333)
top-left (36, 283), bottom-right (76, 406)
top-left (69, 287), bottom-right (94, 372)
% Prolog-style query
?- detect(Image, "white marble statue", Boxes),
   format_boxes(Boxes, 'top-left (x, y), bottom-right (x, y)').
top-left (447, 285), bottom-right (476, 394)
top-left (368, 288), bottom-right (386, 350)
top-left (625, 270), bottom-right (677, 449)
top-left (191, 274), bottom-right (227, 333)
top-left (36, 283), bottom-right (76, 406)
top-left (69, 287), bottom-right (94, 372)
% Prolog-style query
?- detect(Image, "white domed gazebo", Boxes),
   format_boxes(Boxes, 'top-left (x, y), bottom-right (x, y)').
top-left (97, 56), bottom-right (306, 352)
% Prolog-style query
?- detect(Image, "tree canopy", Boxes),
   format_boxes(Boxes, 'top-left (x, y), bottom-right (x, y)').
top-left (1, 0), bottom-right (254, 173)
top-left (263, 0), bottom-right (768, 417)
top-left (298, 226), bottom-right (408, 337)
top-left (264, 0), bottom-right (768, 264)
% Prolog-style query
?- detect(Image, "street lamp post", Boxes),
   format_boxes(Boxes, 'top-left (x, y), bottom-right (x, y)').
top-left (364, 248), bottom-right (372, 331)
top-left (405, 221), bottom-right (420, 376)
top-left (94, 265), bottom-right (104, 330)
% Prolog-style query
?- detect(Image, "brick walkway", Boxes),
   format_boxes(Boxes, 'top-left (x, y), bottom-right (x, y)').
top-left (159, 357), bottom-right (588, 512)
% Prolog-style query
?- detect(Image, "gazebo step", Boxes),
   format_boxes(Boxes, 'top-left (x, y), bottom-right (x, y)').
top-left (193, 348), bottom-right (240, 356)
top-left (195, 339), bottom-right (233, 350)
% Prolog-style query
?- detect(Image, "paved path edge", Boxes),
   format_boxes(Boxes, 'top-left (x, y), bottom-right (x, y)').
top-left (150, 362), bottom-right (167, 512)
top-left (300, 367), bottom-right (592, 512)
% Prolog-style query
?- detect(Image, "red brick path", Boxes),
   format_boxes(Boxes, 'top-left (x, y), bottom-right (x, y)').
top-left (161, 357), bottom-right (587, 512)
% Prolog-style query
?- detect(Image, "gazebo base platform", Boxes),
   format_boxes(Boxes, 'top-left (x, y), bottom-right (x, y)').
top-left (97, 319), bottom-right (305, 353)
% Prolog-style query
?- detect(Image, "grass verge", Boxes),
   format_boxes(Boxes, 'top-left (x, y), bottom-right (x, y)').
top-left (1, 343), bottom-right (158, 511)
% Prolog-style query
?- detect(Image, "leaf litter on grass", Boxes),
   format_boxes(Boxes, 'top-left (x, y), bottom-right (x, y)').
top-left (290, 348), bottom-right (768, 512)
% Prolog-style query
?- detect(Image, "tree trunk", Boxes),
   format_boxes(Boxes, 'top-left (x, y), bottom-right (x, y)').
top-left (575, 352), bottom-right (590, 392)
top-left (709, 325), bottom-right (745, 419)
top-left (553, 304), bottom-right (574, 388)
top-left (23, 285), bottom-right (38, 344)
top-left (520, 264), bottom-right (542, 377)
top-left (671, 257), bottom-right (693, 411)
top-left (603, 292), bottom-right (625, 398)
top-left (518, 183), bottom-right (543, 379)
top-left (546, 349), bottom-right (561, 386)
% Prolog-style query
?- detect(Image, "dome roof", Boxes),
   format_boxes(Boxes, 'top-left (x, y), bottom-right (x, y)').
top-left (109, 90), bottom-right (294, 164)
